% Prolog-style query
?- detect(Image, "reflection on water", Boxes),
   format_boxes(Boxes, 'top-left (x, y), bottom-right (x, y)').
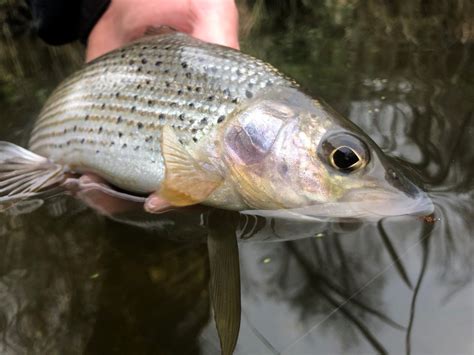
top-left (1, 1), bottom-right (473, 354)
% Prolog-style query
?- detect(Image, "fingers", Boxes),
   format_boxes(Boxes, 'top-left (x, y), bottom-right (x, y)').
top-left (86, 0), bottom-right (240, 62)
top-left (190, 0), bottom-right (240, 49)
top-left (75, 174), bottom-right (143, 215)
top-left (144, 192), bottom-right (174, 214)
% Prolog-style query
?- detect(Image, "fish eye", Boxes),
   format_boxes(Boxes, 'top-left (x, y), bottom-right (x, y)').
top-left (330, 146), bottom-right (362, 171)
top-left (319, 133), bottom-right (369, 173)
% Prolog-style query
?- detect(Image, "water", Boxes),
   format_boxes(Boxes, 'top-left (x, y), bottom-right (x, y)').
top-left (1, 1), bottom-right (473, 354)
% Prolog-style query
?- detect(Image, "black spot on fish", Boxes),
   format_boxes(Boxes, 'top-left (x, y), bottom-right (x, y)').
top-left (187, 86), bottom-right (192, 91)
top-left (207, 95), bottom-right (214, 101)
top-left (200, 117), bottom-right (208, 125)
top-left (141, 58), bottom-right (147, 64)
top-left (63, 128), bottom-right (67, 134)
top-left (165, 81), bottom-right (170, 87)
top-left (148, 100), bottom-right (154, 106)
top-left (73, 125), bottom-right (77, 132)
top-left (98, 126), bottom-right (103, 133)
top-left (266, 80), bottom-right (273, 86)
top-left (278, 163), bottom-right (289, 175)
top-left (122, 143), bottom-right (127, 148)
top-left (159, 113), bottom-right (165, 120)
top-left (146, 70), bottom-right (152, 75)
top-left (137, 84), bottom-right (142, 89)
top-left (115, 92), bottom-right (120, 98)
top-left (164, 46), bottom-right (171, 50)
top-left (245, 90), bottom-right (253, 98)
top-left (217, 115), bottom-right (225, 123)
top-left (247, 83), bottom-right (254, 88)
top-left (96, 150), bottom-right (100, 154)
top-left (134, 146), bottom-right (140, 151)
top-left (80, 138), bottom-right (85, 144)
top-left (89, 128), bottom-right (93, 133)
top-left (181, 62), bottom-right (188, 68)
top-left (170, 102), bottom-right (177, 107)
top-left (137, 67), bottom-right (142, 72)
top-left (223, 88), bottom-right (230, 96)
top-left (185, 72), bottom-right (192, 79)
top-left (177, 89), bottom-right (183, 95)
top-left (133, 95), bottom-right (138, 100)
top-left (110, 141), bottom-right (115, 146)
top-left (117, 116), bottom-right (122, 123)
top-left (155, 61), bottom-right (162, 66)
top-left (145, 136), bottom-right (152, 142)
top-left (131, 106), bottom-right (136, 112)
top-left (178, 114), bottom-right (185, 121)
top-left (121, 53), bottom-right (126, 58)
top-left (195, 87), bottom-right (201, 92)
top-left (142, 46), bottom-right (147, 50)
top-left (85, 115), bottom-right (89, 121)
top-left (164, 69), bottom-right (169, 74)
top-left (191, 128), bottom-right (197, 134)
top-left (129, 60), bottom-right (135, 65)
top-left (118, 132), bottom-right (123, 138)
top-left (231, 98), bottom-right (238, 104)
top-left (236, 69), bottom-right (243, 76)
top-left (193, 137), bottom-right (198, 143)
top-left (188, 103), bottom-right (195, 108)
top-left (145, 79), bottom-right (150, 85)
top-left (137, 122), bottom-right (144, 129)
top-left (189, 119), bottom-right (195, 124)
top-left (101, 103), bottom-right (106, 109)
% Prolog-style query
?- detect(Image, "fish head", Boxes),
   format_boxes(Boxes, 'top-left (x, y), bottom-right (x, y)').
top-left (221, 87), bottom-right (433, 220)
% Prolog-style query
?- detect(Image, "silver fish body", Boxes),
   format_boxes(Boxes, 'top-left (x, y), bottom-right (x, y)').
top-left (17, 31), bottom-right (433, 218)
top-left (29, 32), bottom-right (293, 194)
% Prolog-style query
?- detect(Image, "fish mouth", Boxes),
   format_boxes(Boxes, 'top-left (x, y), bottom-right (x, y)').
top-left (241, 188), bottom-right (434, 222)
top-left (337, 188), bottom-right (434, 220)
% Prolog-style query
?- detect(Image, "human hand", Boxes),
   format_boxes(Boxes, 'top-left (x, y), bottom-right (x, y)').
top-left (86, 0), bottom-right (239, 61)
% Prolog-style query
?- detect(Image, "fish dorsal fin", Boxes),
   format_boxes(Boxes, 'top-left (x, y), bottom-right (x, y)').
top-left (144, 25), bottom-right (178, 37)
top-left (207, 211), bottom-right (241, 355)
top-left (159, 126), bottom-right (222, 206)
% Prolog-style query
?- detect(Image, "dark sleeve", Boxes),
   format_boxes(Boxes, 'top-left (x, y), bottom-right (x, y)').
top-left (26, 0), bottom-right (111, 45)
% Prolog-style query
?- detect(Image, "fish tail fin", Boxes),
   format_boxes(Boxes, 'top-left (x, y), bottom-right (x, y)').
top-left (0, 142), bottom-right (66, 204)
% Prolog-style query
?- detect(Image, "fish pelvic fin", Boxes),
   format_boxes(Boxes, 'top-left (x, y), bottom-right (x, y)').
top-left (0, 142), bottom-right (66, 204)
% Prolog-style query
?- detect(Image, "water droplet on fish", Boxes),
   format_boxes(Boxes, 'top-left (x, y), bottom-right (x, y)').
top-left (314, 232), bottom-right (325, 238)
top-left (261, 257), bottom-right (272, 264)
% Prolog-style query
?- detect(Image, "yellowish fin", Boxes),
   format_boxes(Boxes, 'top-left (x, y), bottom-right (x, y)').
top-left (159, 126), bottom-right (222, 206)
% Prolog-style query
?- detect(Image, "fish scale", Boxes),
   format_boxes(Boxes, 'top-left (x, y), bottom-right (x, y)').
top-left (28, 32), bottom-right (294, 193)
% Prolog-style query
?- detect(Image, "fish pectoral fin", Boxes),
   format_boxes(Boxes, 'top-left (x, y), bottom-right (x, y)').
top-left (144, 25), bottom-right (178, 37)
top-left (160, 126), bottom-right (222, 206)
top-left (0, 141), bottom-right (66, 205)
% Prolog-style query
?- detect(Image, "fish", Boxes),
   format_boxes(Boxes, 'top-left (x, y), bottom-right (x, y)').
top-left (0, 27), bottom-right (433, 220)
